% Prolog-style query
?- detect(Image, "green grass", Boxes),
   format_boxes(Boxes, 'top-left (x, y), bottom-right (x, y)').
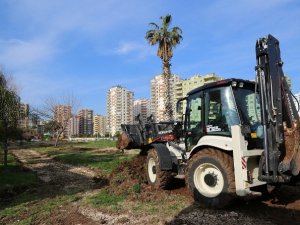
top-left (87, 190), bottom-right (191, 217)
top-left (0, 168), bottom-right (38, 187)
top-left (87, 189), bottom-right (126, 209)
top-left (128, 195), bottom-right (191, 217)
top-left (0, 153), bottom-right (38, 188)
top-left (32, 139), bottom-right (116, 152)
top-left (31, 141), bottom-right (135, 175)
top-left (1, 193), bottom-right (79, 225)
top-left (53, 152), bottom-right (133, 174)
top-left (76, 139), bottom-right (116, 148)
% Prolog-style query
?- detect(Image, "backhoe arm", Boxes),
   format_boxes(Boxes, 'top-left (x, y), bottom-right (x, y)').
top-left (256, 34), bottom-right (300, 182)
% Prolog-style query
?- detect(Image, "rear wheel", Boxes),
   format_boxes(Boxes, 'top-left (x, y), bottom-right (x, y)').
top-left (146, 149), bottom-right (172, 189)
top-left (187, 148), bottom-right (236, 208)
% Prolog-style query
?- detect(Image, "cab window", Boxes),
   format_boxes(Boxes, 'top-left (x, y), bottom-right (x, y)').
top-left (205, 87), bottom-right (239, 136)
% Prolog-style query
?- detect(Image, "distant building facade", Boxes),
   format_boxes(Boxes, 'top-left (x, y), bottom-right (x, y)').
top-left (174, 73), bottom-right (223, 119)
top-left (134, 99), bottom-right (151, 123)
top-left (18, 103), bottom-right (30, 129)
top-left (78, 109), bottom-right (93, 136)
top-left (294, 93), bottom-right (300, 116)
top-left (285, 75), bottom-right (292, 89)
top-left (107, 86), bottom-right (134, 136)
top-left (54, 105), bottom-right (72, 137)
top-left (93, 115), bottom-right (107, 136)
top-left (150, 74), bottom-right (181, 122)
top-left (69, 115), bottom-right (80, 137)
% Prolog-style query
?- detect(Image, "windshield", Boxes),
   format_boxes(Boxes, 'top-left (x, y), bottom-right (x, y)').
top-left (233, 87), bottom-right (261, 132)
top-left (204, 86), bottom-right (240, 136)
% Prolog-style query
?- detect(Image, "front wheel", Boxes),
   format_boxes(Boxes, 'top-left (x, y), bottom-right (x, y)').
top-left (187, 148), bottom-right (236, 208)
top-left (146, 149), bottom-right (172, 189)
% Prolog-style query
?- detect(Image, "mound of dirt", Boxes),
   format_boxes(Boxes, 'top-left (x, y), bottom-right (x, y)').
top-left (111, 154), bottom-right (147, 181)
top-left (108, 153), bottom-right (191, 203)
top-left (108, 154), bottom-right (147, 196)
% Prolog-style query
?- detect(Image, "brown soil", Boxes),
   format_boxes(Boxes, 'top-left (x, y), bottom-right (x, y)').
top-left (3, 149), bottom-right (300, 225)
top-left (108, 153), bottom-right (190, 201)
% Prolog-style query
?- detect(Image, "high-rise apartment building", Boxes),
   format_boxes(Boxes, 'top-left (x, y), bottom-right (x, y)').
top-left (94, 115), bottom-right (107, 136)
top-left (285, 75), bottom-right (292, 89)
top-left (134, 99), bottom-right (151, 123)
top-left (69, 115), bottom-right (80, 137)
top-left (150, 74), bottom-right (181, 122)
top-left (174, 73), bottom-right (223, 118)
top-left (107, 86), bottom-right (134, 136)
top-left (294, 93), bottom-right (300, 116)
top-left (78, 109), bottom-right (93, 136)
top-left (54, 105), bottom-right (72, 137)
top-left (19, 103), bottom-right (29, 129)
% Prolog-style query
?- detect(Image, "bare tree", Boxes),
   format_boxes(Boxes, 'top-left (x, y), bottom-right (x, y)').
top-left (0, 71), bottom-right (21, 168)
top-left (35, 94), bottom-right (79, 147)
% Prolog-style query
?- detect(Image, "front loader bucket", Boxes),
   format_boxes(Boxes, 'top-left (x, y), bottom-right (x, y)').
top-left (116, 124), bottom-right (145, 150)
top-left (116, 132), bottom-right (130, 150)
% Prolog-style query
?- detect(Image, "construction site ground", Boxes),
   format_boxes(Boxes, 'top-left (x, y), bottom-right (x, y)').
top-left (1, 144), bottom-right (300, 225)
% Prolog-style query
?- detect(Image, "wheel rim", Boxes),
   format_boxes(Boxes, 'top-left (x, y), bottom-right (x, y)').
top-left (148, 157), bottom-right (157, 183)
top-left (194, 163), bottom-right (224, 198)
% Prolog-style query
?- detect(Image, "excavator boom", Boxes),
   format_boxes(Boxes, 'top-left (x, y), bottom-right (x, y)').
top-left (256, 34), bottom-right (300, 181)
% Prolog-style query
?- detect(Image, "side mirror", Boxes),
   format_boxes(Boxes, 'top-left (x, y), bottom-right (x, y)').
top-left (176, 97), bottom-right (187, 113)
top-left (176, 101), bottom-right (183, 113)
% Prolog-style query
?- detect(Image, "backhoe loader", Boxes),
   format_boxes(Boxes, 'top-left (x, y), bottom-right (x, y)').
top-left (117, 34), bottom-right (300, 208)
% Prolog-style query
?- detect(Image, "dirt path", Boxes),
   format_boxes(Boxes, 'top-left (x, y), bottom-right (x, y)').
top-left (11, 149), bottom-right (101, 189)
top-left (9, 149), bottom-right (159, 225)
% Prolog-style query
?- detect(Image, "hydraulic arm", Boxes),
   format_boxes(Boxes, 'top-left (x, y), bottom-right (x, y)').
top-left (256, 34), bottom-right (300, 182)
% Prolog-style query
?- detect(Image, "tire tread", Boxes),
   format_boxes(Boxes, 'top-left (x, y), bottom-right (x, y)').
top-left (147, 149), bottom-right (172, 189)
top-left (186, 148), bottom-right (235, 208)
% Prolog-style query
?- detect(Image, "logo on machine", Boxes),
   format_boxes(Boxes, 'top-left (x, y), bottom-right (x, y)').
top-left (206, 125), bottom-right (221, 132)
top-left (158, 130), bottom-right (173, 135)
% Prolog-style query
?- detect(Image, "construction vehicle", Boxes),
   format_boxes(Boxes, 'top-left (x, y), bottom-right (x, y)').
top-left (117, 34), bottom-right (300, 208)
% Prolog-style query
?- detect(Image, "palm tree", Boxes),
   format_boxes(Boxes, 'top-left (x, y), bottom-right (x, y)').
top-left (146, 14), bottom-right (182, 121)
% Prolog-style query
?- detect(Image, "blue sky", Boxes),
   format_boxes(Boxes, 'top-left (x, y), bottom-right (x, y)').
top-left (0, 0), bottom-right (299, 115)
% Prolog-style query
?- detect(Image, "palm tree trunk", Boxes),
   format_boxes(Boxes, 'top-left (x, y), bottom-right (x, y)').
top-left (163, 60), bottom-right (173, 121)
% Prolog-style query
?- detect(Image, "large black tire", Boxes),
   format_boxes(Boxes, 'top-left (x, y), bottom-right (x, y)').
top-left (146, 149), bottom-right (172, 189)
top-left (186, 148), bottom-right (236, 208)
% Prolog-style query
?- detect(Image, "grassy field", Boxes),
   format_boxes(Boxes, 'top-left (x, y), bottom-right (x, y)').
top-left (1, 189), bottom-right (81, 225)
top-left (0, 151), bottom-right (39, 189)
top-left (33, 140), bottom-right (136, 175)
top-left (76, 139), bottom-right (116, 148)
top-left (0, 141), bottom-right (191, 224)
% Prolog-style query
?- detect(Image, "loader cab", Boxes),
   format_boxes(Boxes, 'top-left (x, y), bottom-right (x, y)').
top-left (179, 79), bottom-right (262, 151)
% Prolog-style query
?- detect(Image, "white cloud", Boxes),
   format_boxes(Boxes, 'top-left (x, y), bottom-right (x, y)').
top-left (116, 42), bottom-right (143, 55)
top-left (114, 41), bottom-right (155, 60)
top-left (0, 38), bottom-right (57, 68)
